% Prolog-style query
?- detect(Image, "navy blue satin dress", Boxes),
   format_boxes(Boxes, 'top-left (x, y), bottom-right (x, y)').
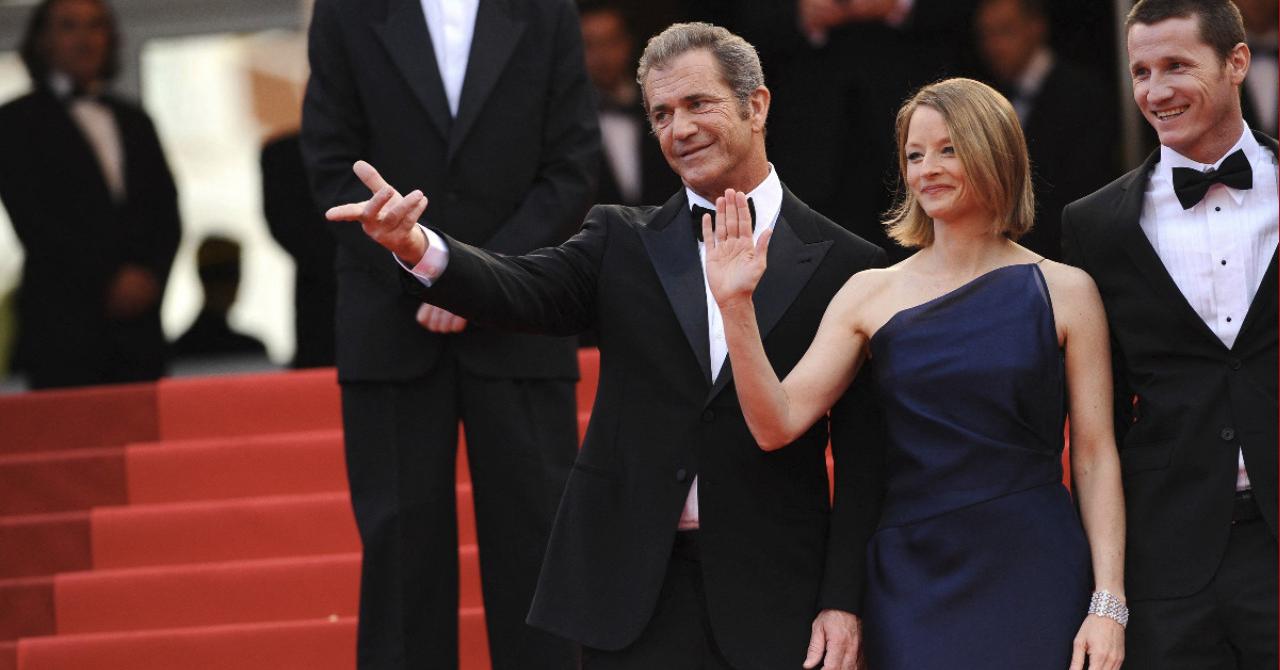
top-left (863, 263), bottom-right (1091, 669)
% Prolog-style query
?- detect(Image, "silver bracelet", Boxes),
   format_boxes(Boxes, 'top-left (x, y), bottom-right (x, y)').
top-left (1088, 590), bottom-right (1129, 628)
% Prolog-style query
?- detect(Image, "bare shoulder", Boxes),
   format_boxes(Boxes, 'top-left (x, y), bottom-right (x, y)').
top-left (1037, 260), bottom-right (1102, 307)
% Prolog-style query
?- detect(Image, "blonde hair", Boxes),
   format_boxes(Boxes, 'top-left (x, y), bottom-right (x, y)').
top-left (883, 78), bottom-right (1035, 248)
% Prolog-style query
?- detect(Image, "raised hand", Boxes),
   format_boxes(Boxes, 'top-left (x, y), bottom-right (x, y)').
top-left (325, 160), bottom-right (429, 265)
top-left (704, 188), bottom-right (772, 309)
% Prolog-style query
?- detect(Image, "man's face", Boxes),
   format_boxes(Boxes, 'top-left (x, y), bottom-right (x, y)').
top-left (43, 0), bottom-right (111, 87)
top-left (643, 49), bottom-right (769, 200)
top-left (581, 10), bottom-right (633, 94)
top-left (976, 0), bottom-right (1046, 83)
top-left (1127, 16), bottom-right (1248, 163)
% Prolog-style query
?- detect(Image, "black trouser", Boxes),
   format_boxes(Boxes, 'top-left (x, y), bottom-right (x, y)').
top-left (341, 352), bottom-right (578, 669)
top-left (1126, 492), bottom-right (1278, 670)
top-left (582, 532), bottom-right (737, 670)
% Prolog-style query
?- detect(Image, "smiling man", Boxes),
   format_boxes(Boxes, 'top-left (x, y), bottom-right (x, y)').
top-left (1062, 1), bottom-right (1278, 668)
top-left (329, 22), bottom-right (887, 670)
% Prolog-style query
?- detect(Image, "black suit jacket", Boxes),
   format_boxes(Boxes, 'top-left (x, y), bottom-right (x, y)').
top-left (1019, 58), bottom-right (1118, 260)
top-left (301, 0), bottom-right (599, 382)
top-left (1062, 132), bottom-right (1279, 601)
top-left (405, 187), bottom-right (888, 669)
top-left (0, 89), bottom-right (180, 386)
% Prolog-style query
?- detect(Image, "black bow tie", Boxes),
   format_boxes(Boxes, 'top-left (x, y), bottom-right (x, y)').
top-left (1171, 149), bottom-right (1253, 209)
top-left (692, 198), bottom-right (756, 242)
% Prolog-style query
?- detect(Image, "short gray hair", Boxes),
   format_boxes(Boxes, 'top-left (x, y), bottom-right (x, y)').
top-left (636, 22), bottom-right (764, 117)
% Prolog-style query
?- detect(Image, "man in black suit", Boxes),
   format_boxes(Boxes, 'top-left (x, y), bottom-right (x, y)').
top-left (301, 0), bottom-right (598, 668)
top-left (975, 0), bottom-right (1118, 260)
top-left (1062, 1), bottom-right (1277, 667)
top-left (0, 0), bottom-right (180, 389)
top-left (330, 23), bottom-right (886, 670)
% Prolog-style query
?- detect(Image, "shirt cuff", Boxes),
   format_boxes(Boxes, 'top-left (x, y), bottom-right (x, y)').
top-left (395, 224), bottom-right (450, 287)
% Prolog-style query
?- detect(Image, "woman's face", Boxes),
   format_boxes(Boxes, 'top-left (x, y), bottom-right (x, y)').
top-left (904, 106), bottom-right (978, 225)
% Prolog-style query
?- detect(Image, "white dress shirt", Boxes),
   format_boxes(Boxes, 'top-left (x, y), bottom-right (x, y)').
top-left (405, 167), bottom-right (786, 529)
top-left (1139, 126), bottom-right (1279, 491)
top-left (51, 73), bottom-right (126, 202)
top-left (420, 0), bottom-right (479, 118)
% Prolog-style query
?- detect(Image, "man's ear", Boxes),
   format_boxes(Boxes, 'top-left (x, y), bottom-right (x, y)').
top-left (749, 86), bottom-right (771, 132)
top-left (1226, 41), bottom-right (1251, 86)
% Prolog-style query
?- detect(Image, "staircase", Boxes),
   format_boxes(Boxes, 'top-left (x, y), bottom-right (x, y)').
top-left (0, 350), bottom-right (600, 670)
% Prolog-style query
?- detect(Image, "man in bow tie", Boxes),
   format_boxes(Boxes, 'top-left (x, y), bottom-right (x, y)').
top-left (329, 22), bottom-right (886, 670)
top-left (1062, 1), bottom-right (1278, 667)
top-left (0, 0), bottom-right (180, 389)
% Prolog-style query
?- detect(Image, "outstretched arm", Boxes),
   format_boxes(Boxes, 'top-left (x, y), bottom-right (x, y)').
top-left (706, 190), bottom-right (869, 451)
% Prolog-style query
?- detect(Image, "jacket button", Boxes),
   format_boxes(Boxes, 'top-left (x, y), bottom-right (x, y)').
top-left (675, 469), bottom-right (688, 482)
top-left (1228, 358), bottom-right (1242, 370)
top-left (1220, 427), bottom-right (1236, 442)
top-left (701, 410), bottom-right (715, 423)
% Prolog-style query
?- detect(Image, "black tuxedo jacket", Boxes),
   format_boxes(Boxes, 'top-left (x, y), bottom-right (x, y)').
top-left (301, 0), bottom-right (599, 382)
top-left (0, 89), bottom-right (180, 386)
top-left (1062, 132), bottom-right (1279, 601)
top-left (405, 187), bottom-right (888, 669)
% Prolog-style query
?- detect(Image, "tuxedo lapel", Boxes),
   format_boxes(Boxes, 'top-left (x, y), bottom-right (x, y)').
top-left (1234, 133), bottom-right (1280, 348)
top-left (706, 190), bottom-right (833, 404)
top-left (449, 0), bottom-right (525, 162)
top-left (639, 192), bottom-right (713, 385)
top-left (1115, 151), bottom-right (1225, 348)
top-left (372, 0), bottom-right (452, 141)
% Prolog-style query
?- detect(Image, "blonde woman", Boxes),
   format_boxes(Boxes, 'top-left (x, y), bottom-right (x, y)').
top-left (704, 78), bottom-right (1126, 669)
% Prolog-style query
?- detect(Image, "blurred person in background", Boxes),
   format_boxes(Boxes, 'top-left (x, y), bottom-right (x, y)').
top-left (0, 0), bottom-right (180, 389)
top-left (579, 0), bottom-right (680, 207)
top-left (171, 235), bottom-right (267, 360)
top-left (975, 0), bottom-right (1117, 259)
top-left (262, 131), bottom-right (337, 368)
top-left (1235, 0), bottom-right (1277, 137)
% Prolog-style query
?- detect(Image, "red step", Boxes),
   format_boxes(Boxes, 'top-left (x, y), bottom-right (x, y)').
top-left (124, 431), bottom-right (347, 504)
top-left (155, 369), bottom-right (341, 441)
top-left (54, 546), bottom-right (483, 636)
top-left (0, 577), bottom-right (54, 642)
top-left (0, 448), bottom-right (126, 516)
top-left (91, 486), bottom-right (476, 569)
top-left (17, 612), bottom-right (491, 670)
top-left (0, 384), bottom-right (157, 456)
top-left (0, 512), bottom-right (90, 580)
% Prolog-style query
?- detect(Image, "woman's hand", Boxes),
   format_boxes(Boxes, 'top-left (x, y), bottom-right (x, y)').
top-left (1069, 615), bottom-right (1124, 670)
top-left (704, 189), bottom-right (772, 310)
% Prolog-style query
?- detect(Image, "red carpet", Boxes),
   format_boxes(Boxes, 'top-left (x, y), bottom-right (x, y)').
top-left (0, 351), bottom-right (609, 670)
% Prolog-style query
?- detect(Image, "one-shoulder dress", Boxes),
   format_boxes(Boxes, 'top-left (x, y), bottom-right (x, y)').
top-left (862, 263), bottom-right (1092, 669)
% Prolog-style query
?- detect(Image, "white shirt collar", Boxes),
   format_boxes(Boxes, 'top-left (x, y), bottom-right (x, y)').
top-left (1158, 125), bottom-right (1264, 206)
top-left (685, 164), bottom-right (783, 242)
top-left (1015, 47), bottom-right (1055, 98)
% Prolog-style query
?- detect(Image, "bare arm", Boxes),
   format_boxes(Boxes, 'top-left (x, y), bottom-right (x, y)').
top-left (706, 190), bottom-right (869, 451)
top-left (1047, 264), bottom-right (1126, 670)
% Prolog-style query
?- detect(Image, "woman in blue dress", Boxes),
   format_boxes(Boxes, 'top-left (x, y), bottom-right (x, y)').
top-left (702, 78), bottom-right (1127, 669)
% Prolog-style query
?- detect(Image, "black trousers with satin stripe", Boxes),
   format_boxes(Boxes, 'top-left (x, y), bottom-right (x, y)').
top-left (1125, 516), bottom-right (1278, 670)
top-left (581, 532), bottom-right (737, 670)
top-left (341, 351), bottom-right (578, 670)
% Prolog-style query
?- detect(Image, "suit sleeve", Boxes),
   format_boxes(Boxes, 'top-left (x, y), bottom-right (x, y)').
top-left (818, 245), bottom-right (889, 615)
top-left (478, 0), bottom-right (600, 255)
top-left (300, 0), bottom-right (389, 272)
top-left (123, 109), bottom-right (181, 285)
top-left (401, 205), bottom-right (611, 335)
top-left (1062, 203), bottom-right (1134, 444)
